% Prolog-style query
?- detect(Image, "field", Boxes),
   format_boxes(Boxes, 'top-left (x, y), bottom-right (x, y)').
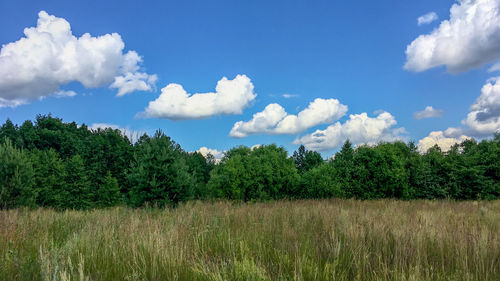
top-left (1, 200), bottom-right (499, 281)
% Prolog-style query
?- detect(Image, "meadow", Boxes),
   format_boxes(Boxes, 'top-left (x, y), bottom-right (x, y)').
top-left (1, 200), bottom-right (499, 281)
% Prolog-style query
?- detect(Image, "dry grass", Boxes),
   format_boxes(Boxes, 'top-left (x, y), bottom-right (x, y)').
top-left (1, 200), bottom-right (499, 281)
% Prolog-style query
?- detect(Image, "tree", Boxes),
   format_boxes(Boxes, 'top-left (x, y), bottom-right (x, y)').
top-left (293, 145), bottom-right (323, 174)
top-left (350, 142), bottom-right (410, 199)
top-left (186, 151), bottom-right (214, 199)
top-left (0, 119), bottom-right (22, 148)
top-left (19, 120), bottom-right (39, 150)
top-left (331, 140), bottom-right (355, 197)
top-left (30, 149), bottom-right (67, 207)
top-left (127, 131), bottom-right (194, 207)
top-left (209, 145), bottom-right (299, 200)
top-left (300, 163), bottom-right (344, 198)
top-left (83, 127), bottom-right (132, 194)
top-left (96, 172), bottom-right (122, 207)
top-left (62, 155), bottom-right (93, 209)
top-left (0, 139), bottom-right (35, 208)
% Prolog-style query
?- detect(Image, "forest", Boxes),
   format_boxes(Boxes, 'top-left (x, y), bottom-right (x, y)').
top-left (0, 114), bottom-right (499, 209)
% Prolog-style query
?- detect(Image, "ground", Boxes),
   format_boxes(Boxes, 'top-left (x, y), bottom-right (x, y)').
top-left (1, 200), bottom-right (499, 281)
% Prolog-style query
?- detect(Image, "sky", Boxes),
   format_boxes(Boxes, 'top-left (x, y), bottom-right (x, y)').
top-left (1, 0), bottom-right (500, 159)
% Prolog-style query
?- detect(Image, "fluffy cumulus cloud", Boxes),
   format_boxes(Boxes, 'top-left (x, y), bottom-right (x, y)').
top-left (230, 98), bottom-right (348, 137)
top-left (197, 147), bottom-right (225, 162)
top-left (413, 106), bottom-right (443, 119)
top-left (418, 12), bottom-right (438, 25)
top-left (419, 76), bottom-right (500, 145)
top-left (418, 131), bottom-right (471, 152)
top-left (294, 111), bottom-right (405, 151)
top-left (462, 77), bottom-right (500, 135)
top-left (140, 75), bottom-right (256, 120)
top-left (405, 0), bottom-right (500, 72)
top-left (0, 11), bottom-right (156, 107)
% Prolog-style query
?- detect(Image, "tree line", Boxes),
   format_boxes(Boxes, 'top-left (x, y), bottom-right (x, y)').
top-left (0, 115), bottom-right (498, 209)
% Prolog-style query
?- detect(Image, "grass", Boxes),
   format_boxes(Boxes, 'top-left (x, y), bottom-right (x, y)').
top-left (1, 200), bottom-right (499, 281)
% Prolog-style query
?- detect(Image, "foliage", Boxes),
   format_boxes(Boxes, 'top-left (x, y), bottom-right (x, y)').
top-left (0, 138), bottom-right (35, 208)
top-left (292, 145), bottom-right (323, 174)
top-left (96, 172), bottom-right (122, 207)
top-left (30, 149), bottom-right (67, 208)
top-left (0, 116), bottom-right (499, 209)
top-left (209, 144), bottom-right (299, 200)
top-left (127, 131), bottom-right (194, 207)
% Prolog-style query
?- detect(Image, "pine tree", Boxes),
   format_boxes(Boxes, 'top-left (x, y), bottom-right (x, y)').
top-left (63, 155), bottom-right (92, 209)
top-left (0, 138), bottom-right (35, 208)
top-left (96, 171), bottom-right (122, 207)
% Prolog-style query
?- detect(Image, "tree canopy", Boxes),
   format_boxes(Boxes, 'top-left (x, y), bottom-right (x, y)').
top-left (0, 115), bottom-right (499, 209)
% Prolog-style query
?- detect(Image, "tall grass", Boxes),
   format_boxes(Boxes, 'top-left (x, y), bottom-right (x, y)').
top-left (1, 200), bottom-right (499, 281)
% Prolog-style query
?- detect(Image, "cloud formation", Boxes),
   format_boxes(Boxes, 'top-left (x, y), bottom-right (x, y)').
top-left (420, 76), bottom-right (500, 144)
top-left (417, 12), bottom-right (438, 25)
top-left (405, 0), bottom-right (500, 72)
top-left (197, 147), bottom-right (225, 162)
top-left (90, 123), bottom-right (145, 142)
top-left (140, 75), bottom-right (256, 120)
top-left (413, 106), bottom-right (443, 119)
top-left (462, 77), bottom-right (500, 135)
top-left (418, 131), bottom-right (470, 152)
top-left (230, 98), bottom-right (348, 138)
top-left (294, 111), bottom-right (405, 151)
top-left (0, 11), bottom-right (156, 107)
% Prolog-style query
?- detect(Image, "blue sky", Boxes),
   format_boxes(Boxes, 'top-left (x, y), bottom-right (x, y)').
top-left (1, 0), bottom-right (500, 157)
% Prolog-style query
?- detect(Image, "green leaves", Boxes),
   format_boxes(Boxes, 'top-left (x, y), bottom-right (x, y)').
top-left (1, 116), bottom-right (500, 209)
top-left (127, 131), bottom-right (194, 207)
top-left (209, 145), bottom-right (299, 201)
top-left (0, 138), bottom-right (35, 208)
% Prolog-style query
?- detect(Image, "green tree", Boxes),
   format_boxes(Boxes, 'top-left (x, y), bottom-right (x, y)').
top-left (300, 162), bottom-right (344, 198)
top-left (96, 171), bottom-right (122, 207)
top-left (31, 149), bottom-right (67, 207)
top-left (0, 119), bottom-right (23, 147)
top-left (127, 131), bottom-right (194, 207)
top-left (350, 142), bottom-right (410, 199)
top-left (331, 140), bottom-right (355, 197)
top-left (293, 145), bottom-right (323, 174)
top-left (0, 138), bottom-right (35, 208)
top-left (209, 145), bottom-right (299, 200)
top-left (19, 120), bottom-right (39, 150)
top-left (186, 151), bottom-right (215, 199)
top-left (63, 155), bottom-right (93, 209)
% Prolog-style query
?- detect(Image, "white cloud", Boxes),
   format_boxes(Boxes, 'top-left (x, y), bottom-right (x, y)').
top-left (197, 147), bottom-right (225, 162)
top-left (0, 98), bottom-right (28, 108)
top-left (462, 76), bottom-right (500, 135)
top-left (0, 11), bottom-right (156, 107)
top-left (444, 127), bottom-right (465, 137)
top-left (282, 94), bottom-right (299, 98)
top-left (230, 98), bottom-right (348, 137)
top-left (426, 77), bottom-right (500, 140)
top-left (140, 75), bottom-right (256, 120)
top-left (294, 111), bottom-right (405, 151)
top-left (53, 90), bottom-right (77, 98)
top-left (90, 123), bottom-right (145, 142)
top-left (111, 72), bottom-right (158, 97)
top-left (418, 131), bottom-right (471, 152)
top-left (230, 104), bottom-right (287, 137)
top-left (413, 106), bottom-right (443, 119)
top-left (418, 12), bottom-right (439, 25)
top-left (250, 144), bottom-right (262, 150)
top-left (405, 0), bottom-right (500, 72)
